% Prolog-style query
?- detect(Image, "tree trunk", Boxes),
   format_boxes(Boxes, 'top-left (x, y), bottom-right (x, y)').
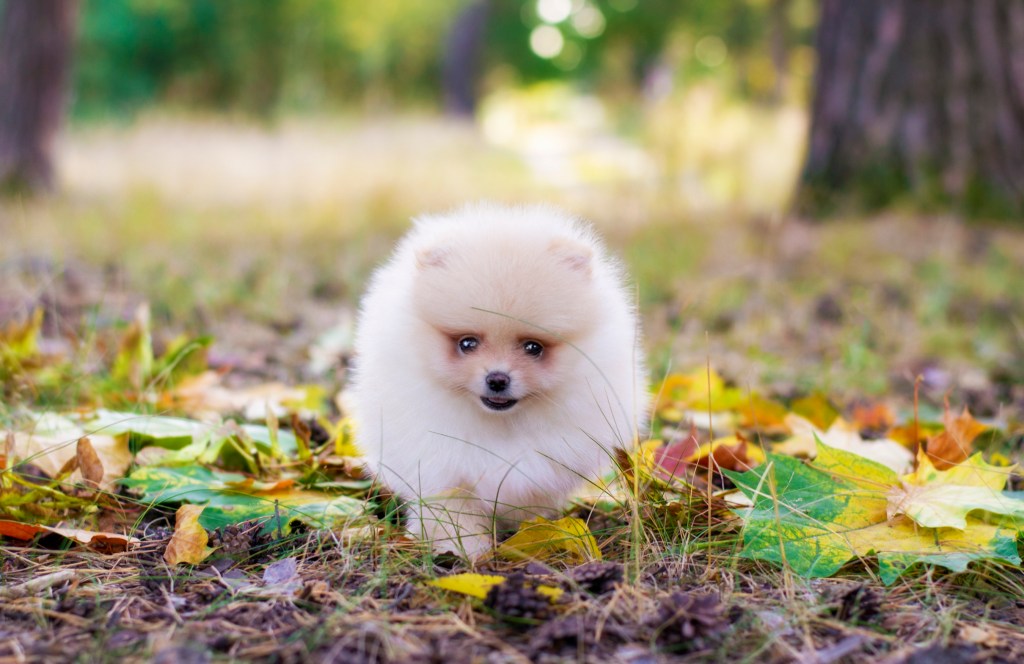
top-left (0, 0), bottom-right (78, 194)
top-left (797, 0), bottom-right (1024, 218)
top-left (442, 0), bottom-right (489, 117)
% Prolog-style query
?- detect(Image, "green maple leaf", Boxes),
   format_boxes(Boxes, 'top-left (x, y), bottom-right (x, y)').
top-left (122, 465), bottom-right (369, 535)
top-left (725, 443), bottom-right (1022, 584)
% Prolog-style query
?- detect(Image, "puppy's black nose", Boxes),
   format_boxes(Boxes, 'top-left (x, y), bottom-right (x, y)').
top-left (485, 371), bottom-right (510, 393)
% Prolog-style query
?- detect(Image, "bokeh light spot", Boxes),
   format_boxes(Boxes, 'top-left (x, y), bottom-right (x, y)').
top-left (553, 40), bottom-right (583, 70)
top-left (694, 35), bottom-right (728, 68)
top-left (572, 6), bottom-right (605, 38)
top-left (530, 25), bottom-right (565, 59)
top-left (536, 0), bottom-right (573, 24)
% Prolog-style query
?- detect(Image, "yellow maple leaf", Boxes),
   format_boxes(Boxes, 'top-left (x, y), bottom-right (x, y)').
top-left (887, 452), bottom-right (1022, 529)
top-left (653, 367), bottom-right (744, 414)
top-left (732, 443), bottom-right (1022, 584)
top-left (497, 516), bottom-right (600, 563)
top-left (428, 572), bottom-right (563, 600)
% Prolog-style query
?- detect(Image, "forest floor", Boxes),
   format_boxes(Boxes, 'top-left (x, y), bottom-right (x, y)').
top-left (2, 116), bottom-right (1024, 663)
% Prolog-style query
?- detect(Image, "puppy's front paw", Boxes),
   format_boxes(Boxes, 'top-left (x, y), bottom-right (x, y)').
top-left (408, 499), bottom-right (496, 562)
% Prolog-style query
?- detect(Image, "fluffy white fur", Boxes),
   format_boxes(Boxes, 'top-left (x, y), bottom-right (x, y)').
top-left (350, 202), bottom-right (647, 558)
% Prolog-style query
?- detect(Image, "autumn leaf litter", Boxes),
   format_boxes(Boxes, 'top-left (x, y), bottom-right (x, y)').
top-left (5, 239), bottom-right (1024, 662)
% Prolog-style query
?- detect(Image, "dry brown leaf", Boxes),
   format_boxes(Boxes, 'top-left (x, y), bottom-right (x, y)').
top-left (76, 437), bottom-right (105, 488)
top-left (925, 403), bottom-right (987, 470)
top-left (164, 504), bottom-right (211, 565)
top-left (11, 429), bottom-right (130, 491)
top-left (959, 624), bottom-right (1002, 648)
top-left (0, 519), bottom-right (139, 554)
top-left (166, 370), bottom-right (313, 420)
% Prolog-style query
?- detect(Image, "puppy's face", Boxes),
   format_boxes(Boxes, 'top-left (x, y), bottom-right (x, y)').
top-left (437, 327), bottom-right (563, 413)
top-left (411, 230), bottom-right (601, 414)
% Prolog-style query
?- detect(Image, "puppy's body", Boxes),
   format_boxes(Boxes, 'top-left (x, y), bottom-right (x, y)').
top-left (350, 203), bottom-right (646, 557)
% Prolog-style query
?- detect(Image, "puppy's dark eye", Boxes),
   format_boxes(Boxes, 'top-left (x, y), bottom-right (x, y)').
top-left (458, 336), bottom-right (479, 354)
top-left (523, 340), bottom-right (544, 357)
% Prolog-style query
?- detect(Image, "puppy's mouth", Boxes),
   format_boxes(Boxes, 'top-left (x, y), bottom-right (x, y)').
top-left (480, 396), bottom-right (519, 412)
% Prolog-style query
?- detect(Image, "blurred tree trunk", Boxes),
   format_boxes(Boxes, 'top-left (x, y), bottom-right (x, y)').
top-left (768, 0), bottom-right (790, 103)
top-left (797, 0), bottom-right (1024, 218)
top-left (0, 0), bottom-right (78, 194)
top-left (443, 0), bottom-right (489, 117)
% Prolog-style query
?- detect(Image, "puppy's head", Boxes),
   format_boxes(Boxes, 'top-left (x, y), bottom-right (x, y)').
top-left (409, 215), bottom-right (602, 414)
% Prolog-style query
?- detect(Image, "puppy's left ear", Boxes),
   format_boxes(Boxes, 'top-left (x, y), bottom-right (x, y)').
top-left (416, 246), bottom-right (449, 269)
top-left (549, 237), bottom-right (593, 277)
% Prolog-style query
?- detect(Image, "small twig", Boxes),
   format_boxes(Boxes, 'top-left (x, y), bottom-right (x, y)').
top-left (0, 569), bottom-right (78, 599)
top-left (801, 635), bottom-right (866, 664)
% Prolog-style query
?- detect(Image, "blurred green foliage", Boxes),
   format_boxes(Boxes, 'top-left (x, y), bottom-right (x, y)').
top-left (70, 0), bottom-right (815, 120)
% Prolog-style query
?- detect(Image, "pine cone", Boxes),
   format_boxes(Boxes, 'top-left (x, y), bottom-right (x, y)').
top-left (484, 572), bottom-right (552, 621)
top-left (307, 418), bottom-right (332, 445)
top-left (529, 614), bottom-right (593, 653)
top-left (529, 613), bottom-right (632, 657)
top-left (569, 561), bottom-right (623, 595)
top-left (836, 585), bottom-right (882, 624)
top-left (648, 591), bottom-right (725, 647)
top-left (208, 522), bottom-right (258, 556)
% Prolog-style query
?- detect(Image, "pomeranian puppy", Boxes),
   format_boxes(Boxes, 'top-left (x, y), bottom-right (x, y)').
top-left (350, 203), bottom-right (646, 558)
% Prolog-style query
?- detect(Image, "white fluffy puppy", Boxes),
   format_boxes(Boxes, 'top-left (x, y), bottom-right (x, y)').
top-left (350, 203), bottom-right (646, 558)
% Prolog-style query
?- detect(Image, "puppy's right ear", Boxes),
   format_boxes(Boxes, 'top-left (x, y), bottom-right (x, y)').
top-left (548, 236), bottom-right (593, 278)
top-left (416, 246), bottom-right (449, 269)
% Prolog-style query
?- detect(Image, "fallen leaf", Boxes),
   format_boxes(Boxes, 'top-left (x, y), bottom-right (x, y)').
top-left (9, 416), bottom-right (131, 491)
top-left (76, 437), bottom-right (105, 488)
top-left (263, 557), bottom-right (300, 586)
top-left (164, 504), bottom-right (211, 565)
top-left (773, 415), bottom-right (913, 474)
top-left (497, 516), bottom-right (600, 563)
top-left (889, 425), bottom-right (932, 449)
top-left (725, 443), bottom-right (1022, 584)
top-left (688, 434), bottom-right (765, 472)
top-left (428, 572), bottom-right (563, 600)
top-left (738, 395), bottom-right (789, 433)
top-left (926, 403), bottom-right (987, 470)
top-left (111, 303), bottom-right (154, 389)
top-left (959, 624), bottom-right (1002, 648)
top-left (650, 428), bottom-right (700, 483)
top-left (849, 401), bottom-right (895, 434)
top-left (790, 393), bottom-right (840, 430)
top-left (428, 573), bottom-right (506, 599)
top-left (122, 464), bottom-right (369, 534)
top-left (653, 368), bottom-right (745, 415)
top-left (0, 308), bottom-right (43, 366)
top-left (165, 370), bottom-right (323, 420)
top-left (888, 452), bottom-right (1022, 529)
top-left (0, 519), bottom-right (139, 553)
top-left (224, 477), bottom-right (296, 493)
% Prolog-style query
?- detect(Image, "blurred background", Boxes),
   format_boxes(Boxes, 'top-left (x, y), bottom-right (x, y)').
top-left (2, 0), bottom-right (1023, 413)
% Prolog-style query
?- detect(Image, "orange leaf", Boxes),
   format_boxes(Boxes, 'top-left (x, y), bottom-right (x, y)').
top-left (223, 477), bottom-right (296, 493)
top-left (0, 519), bottom-right (139, 553)
top-left (926, 403), bottom-right (987, 470)
top-left (689, 434), bottom-right (764, 472)
top-left (0, 520), bottom-right (45, 540)
top-left (850, 401), bottom-right (895, 434)
top-left (164, 505), bottom-right (211, 565)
